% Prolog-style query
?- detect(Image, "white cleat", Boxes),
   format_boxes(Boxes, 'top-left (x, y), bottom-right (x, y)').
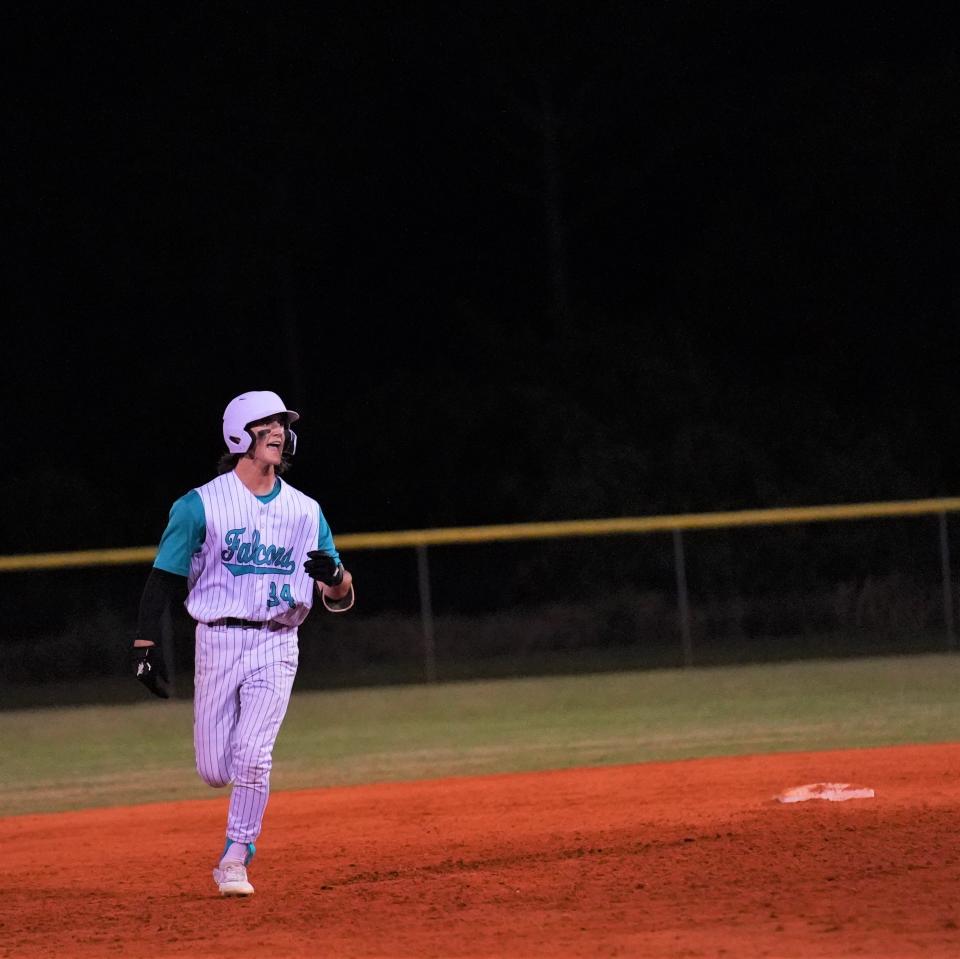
top-left (213, 862), bottom-right (255, 897)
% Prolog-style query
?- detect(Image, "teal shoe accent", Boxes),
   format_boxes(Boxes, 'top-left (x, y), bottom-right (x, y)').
top-left (220, 838), bottom-right (256, 865)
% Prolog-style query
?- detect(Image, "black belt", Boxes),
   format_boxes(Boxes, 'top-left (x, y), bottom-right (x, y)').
top-left (212, 617), bottom-right (267, 629)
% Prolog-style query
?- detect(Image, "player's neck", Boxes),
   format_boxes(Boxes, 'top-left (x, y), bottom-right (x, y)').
top-left (234, 459), bottom-right (277, 496)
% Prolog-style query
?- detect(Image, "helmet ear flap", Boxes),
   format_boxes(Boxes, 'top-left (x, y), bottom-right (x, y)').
top-left (227, 431), bottom-right (252, 453)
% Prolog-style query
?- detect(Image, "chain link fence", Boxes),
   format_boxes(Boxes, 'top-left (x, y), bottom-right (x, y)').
top-left (1, 500), bottom-right (957, 706)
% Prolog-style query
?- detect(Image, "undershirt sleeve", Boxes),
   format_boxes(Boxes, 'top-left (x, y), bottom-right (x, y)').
top-left (136, 567), bottom-right (187, 645)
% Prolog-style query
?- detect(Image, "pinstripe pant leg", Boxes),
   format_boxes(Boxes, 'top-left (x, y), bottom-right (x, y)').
top-left (225, 627), bottom-right (299, 844)
top-left (193, 623), bottom-right (242, 788)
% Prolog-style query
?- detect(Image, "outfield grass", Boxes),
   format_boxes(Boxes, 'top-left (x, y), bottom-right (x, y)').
top-left (3, 652), bottom-right (960, 818)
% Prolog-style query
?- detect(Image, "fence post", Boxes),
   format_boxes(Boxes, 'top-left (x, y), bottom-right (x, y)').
top-left (672, 529), bottom-right (693, 667)
top-left (416, 545), bottom-right (438, 682)
top-left (939, 512), bottom-right (956, 650)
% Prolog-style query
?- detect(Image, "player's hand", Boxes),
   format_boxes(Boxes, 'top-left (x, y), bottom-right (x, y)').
top-left (303, 550), bottom-right (344, 587)
top-left (131, 644), bottom-right (171, 699)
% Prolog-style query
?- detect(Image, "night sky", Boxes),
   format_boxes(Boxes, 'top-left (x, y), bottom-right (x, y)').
top-left (7, 5), bottom-right (960, 556)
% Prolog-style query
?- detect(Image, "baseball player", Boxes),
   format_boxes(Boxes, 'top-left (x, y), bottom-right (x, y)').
top-left (131, 390), bottom-right (354, 897)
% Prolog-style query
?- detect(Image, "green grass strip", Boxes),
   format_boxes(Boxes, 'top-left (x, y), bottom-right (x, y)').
top-left (3, 653), bottom-right (960, 817)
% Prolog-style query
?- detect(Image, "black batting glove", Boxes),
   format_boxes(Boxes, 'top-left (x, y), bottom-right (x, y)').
top-left (303, 550), bottom-right (344, 586)
top-left (132, 645), bottom-right (171, 699)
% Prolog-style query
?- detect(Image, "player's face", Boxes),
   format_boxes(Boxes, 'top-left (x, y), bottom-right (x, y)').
top-left (247, 414), bottom-right (288, 466)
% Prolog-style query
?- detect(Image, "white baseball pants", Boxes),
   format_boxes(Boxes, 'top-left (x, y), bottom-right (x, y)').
top-left (193, 621), bottom-right (299, 845)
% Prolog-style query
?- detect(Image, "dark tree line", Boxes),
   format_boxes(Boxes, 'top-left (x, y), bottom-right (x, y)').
top-left (6, 5), bottom-right (959, 564)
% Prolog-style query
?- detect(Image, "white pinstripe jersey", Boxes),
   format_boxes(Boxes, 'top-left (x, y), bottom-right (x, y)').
top-left (184, 471), bottom-right (327, 627)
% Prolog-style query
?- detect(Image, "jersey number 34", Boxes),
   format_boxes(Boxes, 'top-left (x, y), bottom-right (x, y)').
top-left (266, 582), bottom-right (298, 609)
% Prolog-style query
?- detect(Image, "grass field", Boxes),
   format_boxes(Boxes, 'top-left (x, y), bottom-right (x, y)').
top-left (3, 652), bottom-right (960, 819)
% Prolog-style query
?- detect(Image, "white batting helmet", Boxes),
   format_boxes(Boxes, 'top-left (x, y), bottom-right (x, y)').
top-left (222, 390), bottom-right (300, 454)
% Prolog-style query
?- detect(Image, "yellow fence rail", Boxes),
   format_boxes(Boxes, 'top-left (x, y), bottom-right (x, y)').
top-left (2, 496), bottom-right (960, 572)
top-left (3, 495), bottom-right (958, 676)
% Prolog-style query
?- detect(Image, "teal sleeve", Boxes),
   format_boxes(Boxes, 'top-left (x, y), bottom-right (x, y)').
top-left (318, 506), bottom-right (341, 564)
top-left (154, 490), bottom-right (206, 576)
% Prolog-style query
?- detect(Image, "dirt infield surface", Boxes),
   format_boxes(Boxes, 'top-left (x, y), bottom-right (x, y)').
top-left (2, 742), bottom-right (960, 958)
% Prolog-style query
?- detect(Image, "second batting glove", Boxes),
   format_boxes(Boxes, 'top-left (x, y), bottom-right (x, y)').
top-left (303, 550), bottom-right (344, 587)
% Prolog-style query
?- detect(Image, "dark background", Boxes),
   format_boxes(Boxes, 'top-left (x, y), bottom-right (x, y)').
top-left (4, 6), bottom-right (960, 674)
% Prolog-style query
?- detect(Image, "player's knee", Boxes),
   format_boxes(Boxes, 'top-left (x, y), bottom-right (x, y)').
top-left (196, 759), bottom-right (231, 789)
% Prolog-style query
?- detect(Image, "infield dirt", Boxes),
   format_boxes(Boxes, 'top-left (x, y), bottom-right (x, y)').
top-left (2, 742), bottom-right (959, 958)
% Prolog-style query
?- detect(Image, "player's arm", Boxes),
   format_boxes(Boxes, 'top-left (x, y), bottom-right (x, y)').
top-left (135, 568), bottom-right (188, 647)
top-left (132, 491), bottom-right (204, 697)
top-left (132, 569), bottom-right (186, 698)
top-left (303, 507), bottom-right (355, 613)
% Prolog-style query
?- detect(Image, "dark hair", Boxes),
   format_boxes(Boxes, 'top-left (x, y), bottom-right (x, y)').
top-left (217, 449), bottom-right (293, 475)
